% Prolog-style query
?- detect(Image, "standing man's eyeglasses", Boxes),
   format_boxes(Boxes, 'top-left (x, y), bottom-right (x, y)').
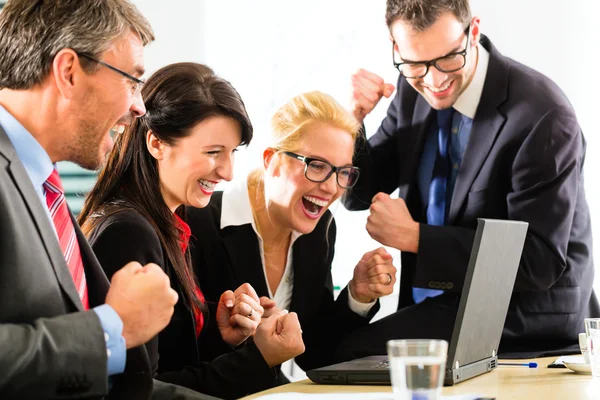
top-left (282, 151), bottom-right (360, 189)
top-left (76, 52), bottom-right (145, 96)
top-left (392, 25), bottom-right (471, 79)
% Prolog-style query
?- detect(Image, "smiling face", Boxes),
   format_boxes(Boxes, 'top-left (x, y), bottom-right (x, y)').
top-left (391, 12), bottom-right (479, 110)
top-left (263, 121), bottom-right (355, 234)
top-left (68, 30), bottom-right (147, 170)
top-left (148, 115), bottom-right (242, 211)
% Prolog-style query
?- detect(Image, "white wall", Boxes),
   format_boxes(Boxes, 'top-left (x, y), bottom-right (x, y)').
top-left (133, 0), bottom-right (600, 303)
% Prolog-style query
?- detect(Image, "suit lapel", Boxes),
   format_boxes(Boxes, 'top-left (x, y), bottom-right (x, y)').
top-left (399, 94), bottom-right (435, 200)
top-left (0, 127), bottom-right (83, 311)
top-left (289, 238), bottom-right (315, 316)
top-left (289, 217), bottom-right (331, 317)
top-left (448, 37), bottom-right (509, 223)
top-left (221, 224), bottom-right (270, 298)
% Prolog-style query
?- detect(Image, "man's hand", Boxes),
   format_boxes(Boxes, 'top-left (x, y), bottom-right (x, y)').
top-left (367, 193), bottom-right (420, 252)
top-left (105, 261), bottom-right (178, 349)
top-left (216, 283), bottom-right (264, 347)
top-left (253, 310), bottom-right (305, 367)
top-left (349, 247), bottom-right (397, 303)
top-left (351, 68), bottom-right (396, 123)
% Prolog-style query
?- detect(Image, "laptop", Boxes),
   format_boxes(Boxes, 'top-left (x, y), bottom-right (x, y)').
top-left (307, 218), bottom-right (528, 386)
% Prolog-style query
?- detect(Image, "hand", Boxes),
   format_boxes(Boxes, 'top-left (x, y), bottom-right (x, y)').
top-left (367, 193), bottom-right (420, 252)
top-left (105, 262), bottom-right (178, 349)
top-left (254, 310), bottom-right (305, 367)
top-left (349, 247), bottom-right (397, 303)
top-left (259, 296), bottom-right (281, 319)
top-left (216, 283), bottom-right (264, 347)
top-left (351, 68), bottom-right (396, 123)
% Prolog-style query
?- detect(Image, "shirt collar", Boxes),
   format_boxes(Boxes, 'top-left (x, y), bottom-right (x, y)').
top-left (453, 43), bottom-right (490, 119)
top-left (221, 176), bottom-right (256, 229)
top-left (0, 105), bottom-right (54, 188)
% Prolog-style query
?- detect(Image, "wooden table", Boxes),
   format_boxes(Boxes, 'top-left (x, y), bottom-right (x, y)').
top-left (242, 358), bottom-right (600, 399)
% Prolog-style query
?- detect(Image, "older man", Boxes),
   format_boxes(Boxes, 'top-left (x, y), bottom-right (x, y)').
top-left (0, 1), bottom-right (213, 398)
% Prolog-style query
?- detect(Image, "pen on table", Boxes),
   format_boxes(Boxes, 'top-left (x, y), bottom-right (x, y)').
top-left (498, 362), bottom-right (538, 368)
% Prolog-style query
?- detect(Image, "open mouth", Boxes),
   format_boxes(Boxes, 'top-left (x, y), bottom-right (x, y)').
top-left (198, 179), bottom-right (217, 195)
top-left (425, 79), bottom-right (454, 98)
top-left (301, 195), bottom-right (328, 220)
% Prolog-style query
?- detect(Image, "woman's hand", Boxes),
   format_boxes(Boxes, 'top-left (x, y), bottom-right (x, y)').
top-left (259, 296), bottom-right (281, 319)
top-left (349, 247), bottom-right (397, 303)
top-left (216, 283), bottom-right (264, 347)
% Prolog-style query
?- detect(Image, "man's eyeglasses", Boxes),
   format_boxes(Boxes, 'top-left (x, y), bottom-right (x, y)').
top-left (393, 25), bottom-right (471, 79)
top-left (282, 151), bottom-right (360, 189)
top-left (76, 52), bottom-right (145, 96)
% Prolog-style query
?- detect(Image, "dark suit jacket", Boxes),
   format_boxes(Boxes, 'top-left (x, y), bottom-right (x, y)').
top-left (185, 191), bottom-right (380, 372)
top-left (0, 126), bottom-right (152, 399)
top-left (343, 36), bottom-right (599, 348)
top-left (88, 208), bottom-right (278, 400)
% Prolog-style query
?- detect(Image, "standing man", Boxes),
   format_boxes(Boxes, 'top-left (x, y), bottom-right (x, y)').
top-left (0, 1), bottom-right (211, 398)
top-left (339, 0), bottom-right (598, 359)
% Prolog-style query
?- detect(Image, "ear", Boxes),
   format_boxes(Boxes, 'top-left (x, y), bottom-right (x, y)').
top-left (470, 17), bottom-right (481, 48)
top-left (263, 147), bottom-right (276, 169)
top-left (263, 147), bottom-right (280, 177)
top-left (391, 38), bottom-right (399, 56)
top-left (146, 130), bottom-right (166, 160)
top-left (52, 49), bottom-right (80, 99)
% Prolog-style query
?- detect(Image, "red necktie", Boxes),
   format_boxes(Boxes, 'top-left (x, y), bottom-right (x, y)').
top-left (44, 169), bottom-right (89, 309)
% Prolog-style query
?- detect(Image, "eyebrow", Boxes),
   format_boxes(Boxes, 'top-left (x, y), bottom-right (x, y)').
top-left (400, 42), bottom-right (463, 63)
top-left (306, 154), bottom-right (353, 167)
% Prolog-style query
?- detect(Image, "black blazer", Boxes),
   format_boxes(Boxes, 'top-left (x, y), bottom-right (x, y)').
top-left (186, 191), bottom-right (380, 372)
top-left (343, 35), bottom-right (599, 347)
top-left (88, 209), bottom-right (278, 399)
top-left (0, 126), bottom-right (152, 399)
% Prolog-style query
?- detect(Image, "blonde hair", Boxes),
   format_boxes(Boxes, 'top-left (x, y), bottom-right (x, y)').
top-left (269, 90), bottom-right (361, 152)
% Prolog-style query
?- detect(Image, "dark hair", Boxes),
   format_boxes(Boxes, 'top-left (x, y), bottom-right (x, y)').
top-left (79, 62), bottom-right (253, 313)
top-left (0, 0), bottom-right (154, 89)
top-left (385, 0), bottom-right (471, 31)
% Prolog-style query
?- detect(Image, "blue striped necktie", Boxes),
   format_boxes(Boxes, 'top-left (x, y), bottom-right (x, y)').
top-left (413, 108), bottom-right (454, 304)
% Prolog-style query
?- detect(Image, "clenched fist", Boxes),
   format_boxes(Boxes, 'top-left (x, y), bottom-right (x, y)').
top-left (105, 261), bottom-right (178, 349)
top-left (351, 68), bottom-right (396, 123)
top-left (368, 193), bottom-right (420, 252)
top-left (254, 310), bottom-right (305, 367)
top-left (216, 283), bottom-right (263, 347)
top-left (349, 247), bottom-right (397, 303)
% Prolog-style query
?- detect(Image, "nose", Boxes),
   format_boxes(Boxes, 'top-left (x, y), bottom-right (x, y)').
top-left (217, 152), bottom-right (234, 182)
top-left (130, 91), bottom-right (146, 118)
top-left (422, 66), bottom-right (448, 88)
top-left (319, 172), bottom-right (338, 195)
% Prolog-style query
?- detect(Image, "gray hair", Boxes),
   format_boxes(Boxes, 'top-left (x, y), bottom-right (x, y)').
top-left (385, 0), bottom-right (472, 31)
top-left (0, 0), bottom-right (154, 90)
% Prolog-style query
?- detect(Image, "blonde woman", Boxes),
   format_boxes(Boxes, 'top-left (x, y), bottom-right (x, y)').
top-left (186, 91), bottom-right (397, 378)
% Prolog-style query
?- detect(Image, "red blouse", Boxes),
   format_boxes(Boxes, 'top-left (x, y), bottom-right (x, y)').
top-left (174, 214), bottom-right (205, 338)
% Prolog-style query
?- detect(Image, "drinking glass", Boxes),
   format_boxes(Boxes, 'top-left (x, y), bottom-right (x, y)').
top-left (387, 339), bottom-right (448, 400)
top-left (585, 318), bottom-right (600, 378)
